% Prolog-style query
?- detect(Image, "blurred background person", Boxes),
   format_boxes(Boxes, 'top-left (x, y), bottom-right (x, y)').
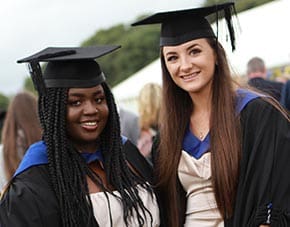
top-left (0, 91), bottom-right (42, 189)
top-left (118, 105), bottom-right (140, 146)
top-left (247, 56), bottom-right (283, 101)
top-left (0, 109), bottom-right (7, 189)
top-left (280, 79), bottom-right (290, 111)
top-left (0, 109), bottom-right (6, 137)
top-left (137, 82), bottom-right (162, 164)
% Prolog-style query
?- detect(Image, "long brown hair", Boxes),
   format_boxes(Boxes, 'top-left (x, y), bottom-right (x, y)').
top-left (156, 38), bottom-right (241, 226)
top-left (2, 91), bottom-right (42, 180)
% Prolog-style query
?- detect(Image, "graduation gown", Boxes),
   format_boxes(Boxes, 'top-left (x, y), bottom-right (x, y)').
top-left (0, 138), bottom-right (153, 227)
top-left (225, 97), bottom-right (290, 226)
top-left (154, 91), bottom-right (290, 227)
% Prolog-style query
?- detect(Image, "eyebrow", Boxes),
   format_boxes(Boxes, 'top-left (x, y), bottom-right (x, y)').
top-left (186, 43), bottom-right (199, 50)
top-left (164, 43), bottom-right (199, 56)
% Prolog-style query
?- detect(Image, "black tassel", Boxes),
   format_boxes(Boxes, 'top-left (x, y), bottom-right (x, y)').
top-left (224, 4), bottom-right (236, 51)
top-left (28, 61), bottom-right (47, 95)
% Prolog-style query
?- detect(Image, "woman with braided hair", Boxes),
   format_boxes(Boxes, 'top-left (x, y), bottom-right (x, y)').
top-left (0, 46), bottom-right (160, 227)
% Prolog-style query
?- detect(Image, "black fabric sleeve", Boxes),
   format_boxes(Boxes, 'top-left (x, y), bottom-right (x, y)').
top-left (0, 166), bottom-right (61, 227)
top-left (226, 98), bottom-right (290, 227)
top-left (123, 139), bottom-right (153, 183)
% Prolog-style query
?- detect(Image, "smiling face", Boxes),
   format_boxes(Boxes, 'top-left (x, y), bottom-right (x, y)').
top-left (66, 84), bottom-right (109, 153)
top-left (163, 38), bottom-right (216, 95)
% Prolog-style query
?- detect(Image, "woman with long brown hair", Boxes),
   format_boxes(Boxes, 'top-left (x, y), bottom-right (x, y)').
top-left (133, 2), bottom-right (290, 227)
top-left (137, 82), bottom-right (162, 163)
top-left (0, 91), bottom-right (42, 188)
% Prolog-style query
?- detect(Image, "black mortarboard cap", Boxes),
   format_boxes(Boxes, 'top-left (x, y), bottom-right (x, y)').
top-left (17, 45), bottom-right (121, 94)
top-left (132, 2), bottom-right (236, 50)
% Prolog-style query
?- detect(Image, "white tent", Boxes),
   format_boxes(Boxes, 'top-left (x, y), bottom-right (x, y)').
top-left (112, 0), bottom-right (290, 112)
top-left (223, 0), bottom-right (290, 75)
top-left (112, 59), bottom-right (162, 113)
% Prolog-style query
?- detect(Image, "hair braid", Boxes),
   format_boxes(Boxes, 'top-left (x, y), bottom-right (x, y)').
top-left (101, 83), bottom-right (153, 226)
top-left (38, 84), bottom-right (153, 227)
top-left (39, 88), bottom-right (97, 227)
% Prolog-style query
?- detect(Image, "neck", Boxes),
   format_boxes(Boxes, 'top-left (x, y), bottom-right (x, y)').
top-left (189, 86), bottom-right (212, 114)
top-left (189, 87), bottom-right (212, 140)
top-left (74, 141), bottom-right (99, 153)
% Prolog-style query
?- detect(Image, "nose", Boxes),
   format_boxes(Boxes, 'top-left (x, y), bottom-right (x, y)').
top-left (179, 56), bottom-right (192, 72)
top-left (83, 101), bottom-right (98, 115)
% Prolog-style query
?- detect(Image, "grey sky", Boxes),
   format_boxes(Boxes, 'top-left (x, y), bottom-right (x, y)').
top-left (0, 0), bottom-right (204, 95)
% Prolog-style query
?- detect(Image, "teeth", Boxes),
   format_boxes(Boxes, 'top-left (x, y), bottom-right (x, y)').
top-left (83, 122), bottom-right (97, 126)
top-left (182, 73), bottom-right (197, 79)
top-left (183, 75), bottom-right (193, 79)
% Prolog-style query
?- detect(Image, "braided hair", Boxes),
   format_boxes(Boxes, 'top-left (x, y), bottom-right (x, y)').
top-left (38, 82), bottom-right (153, 227)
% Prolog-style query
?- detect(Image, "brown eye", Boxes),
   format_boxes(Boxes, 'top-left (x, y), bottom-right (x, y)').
top-left (68, 100), bottom-right (81, 106)
top-left (167, 55), bottom-right (177, 62)
top-left (190, 48), bottom-right (201, 55)
top-left (95, 96), bottom-right (106, 104)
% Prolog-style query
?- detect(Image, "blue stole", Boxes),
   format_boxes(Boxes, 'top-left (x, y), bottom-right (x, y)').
top-left (14, 136), bottom-right (128, 177)
top-left (182, 89), bottom-right (259, 159)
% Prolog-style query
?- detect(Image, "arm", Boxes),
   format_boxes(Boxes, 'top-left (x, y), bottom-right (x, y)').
top-left (235, 98), bottom-right (290, 227)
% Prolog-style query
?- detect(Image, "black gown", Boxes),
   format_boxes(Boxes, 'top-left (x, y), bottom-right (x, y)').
top-left (225, 97), bottom-right (290, 226)
top-left (154, 96), bottom-right (290, 227)
top-left (0, 139), bottom-right (153, 227)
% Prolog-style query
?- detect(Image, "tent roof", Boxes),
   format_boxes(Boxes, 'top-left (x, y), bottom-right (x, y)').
top-left (112, 59), bottom-right (162, 101)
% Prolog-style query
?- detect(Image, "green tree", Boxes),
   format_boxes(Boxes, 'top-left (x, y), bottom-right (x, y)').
top-left (0, 93), bottom-right (9, 110)
top-left (0, 92), bottom-right (9, 141)
top-left (23, 76), bottom-right (37, 95)
top-left (81, 23), bottom-right (160, 86)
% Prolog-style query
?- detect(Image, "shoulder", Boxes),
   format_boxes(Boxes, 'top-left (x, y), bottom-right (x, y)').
top-left (248, 77), bottom-right (264, 85)
top-left (241, 97), bottom-right (285, 118)
top-left (241, 97), bottom-right (290, 139)
top-left (0, 165), bottom-right (60, 226)
top-left (2, 165), bottom-right (54, 203)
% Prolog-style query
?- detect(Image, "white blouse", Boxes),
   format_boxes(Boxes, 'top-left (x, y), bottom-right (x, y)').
top-left (178, 150), bottom-right (224, 227)
top-left (90, 185), bottom-right (160, 227)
